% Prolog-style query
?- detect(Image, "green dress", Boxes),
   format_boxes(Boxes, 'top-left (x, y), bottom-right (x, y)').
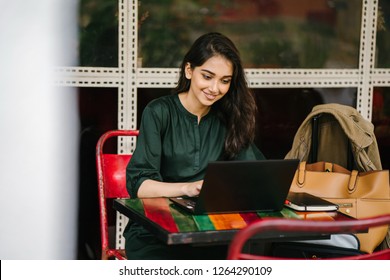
top-left (124, 94), bottom-right (265, 259)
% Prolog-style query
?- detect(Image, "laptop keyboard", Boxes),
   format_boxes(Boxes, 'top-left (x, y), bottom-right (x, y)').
top-left (186, 199), bottom-right (196, 208)
top-left (179, 196), bottom-right (197, 208)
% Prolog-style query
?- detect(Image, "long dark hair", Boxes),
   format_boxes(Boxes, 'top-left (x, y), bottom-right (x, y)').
top-left (173, 32), bottom-right (257, 159)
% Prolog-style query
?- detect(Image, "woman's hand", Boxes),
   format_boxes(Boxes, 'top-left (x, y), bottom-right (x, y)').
top-left (138, 179), bottom-right (204, 198)
top-left (181, 180), bottom-right (203, 197)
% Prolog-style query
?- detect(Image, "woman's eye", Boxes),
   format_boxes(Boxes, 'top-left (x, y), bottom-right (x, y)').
top-left (222, 79), bottom-right (231, 84)
top-left (202, 74), bottom-right (211, 80)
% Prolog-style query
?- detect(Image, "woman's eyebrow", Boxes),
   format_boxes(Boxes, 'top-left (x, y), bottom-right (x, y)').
top-left (200, 69), bottom-right (232, 78)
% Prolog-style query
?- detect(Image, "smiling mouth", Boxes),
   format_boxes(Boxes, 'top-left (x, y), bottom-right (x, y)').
top-left (204, 91), bottom-right (217, 100)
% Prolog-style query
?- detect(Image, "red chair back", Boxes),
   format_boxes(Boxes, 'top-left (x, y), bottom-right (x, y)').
top-left (227, 214), bottom-right (390, 260)
top-left (101, 154), bottom-right (131, 199)
top-left (96, 130), bottom-right (139, 260)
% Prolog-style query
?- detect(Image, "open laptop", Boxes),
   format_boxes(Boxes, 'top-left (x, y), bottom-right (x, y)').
top-left (169, 159), bottom-right (299, 215)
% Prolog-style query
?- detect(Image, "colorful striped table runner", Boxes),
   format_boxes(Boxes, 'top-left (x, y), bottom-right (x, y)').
top-left (123, 198), bottom-right (308, 233)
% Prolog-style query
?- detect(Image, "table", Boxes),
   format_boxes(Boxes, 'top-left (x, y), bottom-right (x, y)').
top-left (113, 198), bottom-right (356, 246)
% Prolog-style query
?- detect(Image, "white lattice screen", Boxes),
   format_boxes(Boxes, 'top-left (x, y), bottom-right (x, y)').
top-left (53, 0), bottom-right (390, 253)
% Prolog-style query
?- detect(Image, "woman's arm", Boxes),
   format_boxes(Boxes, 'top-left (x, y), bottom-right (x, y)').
top-left (137, 179), bottom-right (203, 198)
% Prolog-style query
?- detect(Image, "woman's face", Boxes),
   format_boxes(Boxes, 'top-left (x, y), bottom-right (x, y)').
top-left (185, 55), bottom-right (233, 107)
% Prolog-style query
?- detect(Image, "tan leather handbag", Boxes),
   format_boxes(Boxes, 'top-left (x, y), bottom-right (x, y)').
top-left (290, 161), bottom-right (390, 253)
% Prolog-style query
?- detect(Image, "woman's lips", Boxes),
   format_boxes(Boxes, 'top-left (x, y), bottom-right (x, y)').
top-left (204, 91), bottom-right (217, 100)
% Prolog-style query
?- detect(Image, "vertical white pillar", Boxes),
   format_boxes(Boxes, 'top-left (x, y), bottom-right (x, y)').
top-left (0, 0), bottom-right (79, 259)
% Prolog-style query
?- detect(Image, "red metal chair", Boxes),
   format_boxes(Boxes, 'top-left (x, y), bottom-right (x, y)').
top-left (96, 130), bottom-right (139, 260)
top-left (227, 214), bottom-right (390, 260)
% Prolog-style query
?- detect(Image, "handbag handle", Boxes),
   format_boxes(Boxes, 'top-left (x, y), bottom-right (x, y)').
top-left (296, 161), bottom-right (359, 194)
top-left (348, 170), bottom-right (358, 193)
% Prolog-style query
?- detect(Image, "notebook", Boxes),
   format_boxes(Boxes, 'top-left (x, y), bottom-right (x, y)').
top-left (284, 192), bottom-right (339, 212)
top-left (169, 159), bottom-right (299, 214)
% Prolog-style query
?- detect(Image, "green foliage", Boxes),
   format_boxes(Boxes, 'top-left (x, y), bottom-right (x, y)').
top-left (79, 0), bottom-right (118, 67)
top-left (77, 0), bottom-right (364, 69)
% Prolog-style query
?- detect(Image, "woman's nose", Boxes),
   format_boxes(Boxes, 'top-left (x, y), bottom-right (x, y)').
top-left (209, 80), bottom-right (218, 93)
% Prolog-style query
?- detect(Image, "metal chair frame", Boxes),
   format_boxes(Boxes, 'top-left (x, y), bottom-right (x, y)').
top-left (228, 214), bottom-right (390, 260)
top-left (96, 129), bottom-right (139, 260)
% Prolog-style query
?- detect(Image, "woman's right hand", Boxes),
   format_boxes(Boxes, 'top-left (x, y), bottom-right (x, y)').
top-left (138, 179), bottom-right (204, 198)
top-left (181, 180), bottom-right (203, 197)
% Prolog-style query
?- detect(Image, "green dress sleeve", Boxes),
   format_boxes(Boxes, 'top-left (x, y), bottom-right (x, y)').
top-left (126, 105), bottom-right (164, 198)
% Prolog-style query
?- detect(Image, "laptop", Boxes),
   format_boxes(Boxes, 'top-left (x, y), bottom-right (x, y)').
top-left (169, 159), bottom-right (299, 214)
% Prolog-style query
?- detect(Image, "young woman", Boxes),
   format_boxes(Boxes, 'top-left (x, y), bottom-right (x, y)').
top-left (124, 32), bottom-right (265, 259)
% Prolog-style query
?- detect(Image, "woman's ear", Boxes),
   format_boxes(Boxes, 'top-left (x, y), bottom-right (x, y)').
top-left (185, 62), bottom-right (192, 79)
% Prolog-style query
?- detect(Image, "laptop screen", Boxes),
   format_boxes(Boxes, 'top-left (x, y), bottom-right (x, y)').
top-left (170, 159), bottom-right (299, 214)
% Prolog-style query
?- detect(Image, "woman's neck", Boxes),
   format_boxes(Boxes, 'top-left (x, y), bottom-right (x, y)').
top-left (178, 92), bottom-right (210, 123)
